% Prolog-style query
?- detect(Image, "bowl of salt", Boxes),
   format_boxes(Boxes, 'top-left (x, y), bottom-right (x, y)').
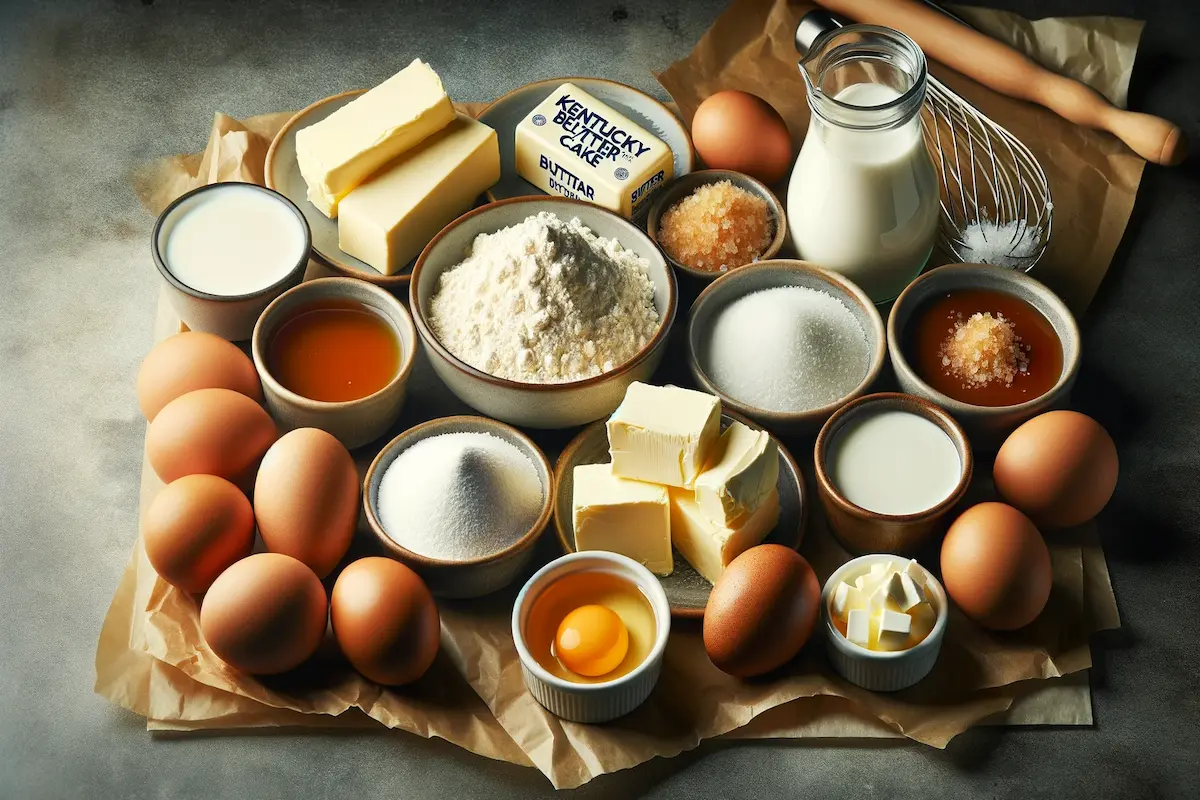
top-left (686, 260), bottom-right (887, 436)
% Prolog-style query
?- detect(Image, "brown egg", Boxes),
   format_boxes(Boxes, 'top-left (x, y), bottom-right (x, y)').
top-left (691, 90), bottom-right (793, 184)
top-left (136, 332), bottom-right (262, 421)
top-left (994, 410), bottom-right (1118, 529)
top-left (253, 428), bottom-right (359, 578)
top-left (143, 474), bottom-right (255, 594)
top-left (200, 553), bottom-right (327, 675)
top-left (941, 502), bottom-right (1052, 630)
top-left (146, 388), bottom-right (277, 488)
top-left (331, 558), bottom-right (440, 686)
top-left (703, 544), bottom-right (820, 677)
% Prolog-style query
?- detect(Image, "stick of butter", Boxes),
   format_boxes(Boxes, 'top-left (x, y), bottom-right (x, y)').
top-left (514, 82), bottom-right (673, 218)
top-left (295, 59), bottom-right (455, 218)
top-left (338, 114), bottom-right (500, 275)
top-left (693, 421), bottom-right (778, 528)
top-left (607, 382), bottom-right (721, 488)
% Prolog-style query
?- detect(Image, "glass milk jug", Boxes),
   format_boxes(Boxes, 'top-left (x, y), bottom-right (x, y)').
top-left (787, 25), bottom-right (939, 303)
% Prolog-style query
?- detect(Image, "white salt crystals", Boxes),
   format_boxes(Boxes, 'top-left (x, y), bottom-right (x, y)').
top-left (377, 432), bottom-right (544, 561)
top-left (702, 286), bottom-right (870, 413)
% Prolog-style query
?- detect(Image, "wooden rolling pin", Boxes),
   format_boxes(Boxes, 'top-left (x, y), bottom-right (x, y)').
top-left (817, 0), bottom-right (1187, 165)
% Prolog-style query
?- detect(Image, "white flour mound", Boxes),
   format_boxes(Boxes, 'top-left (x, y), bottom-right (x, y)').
top-left (428, 211), bottom-right (660, 383)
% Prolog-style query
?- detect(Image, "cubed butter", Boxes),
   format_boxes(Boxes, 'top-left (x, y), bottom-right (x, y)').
top-left (514, 82), bottom-right (673, 218)
top-left (831, 581), bottom-right (866, 618)
top-left (295, 59), bottom-right (455, 218)
top-left (885, 571), bottom-right (925, 612)
top-left (846, 609), bottom-right (871, 646)
top-left (693, 420), bottom-right (778, 527)
top-left (667, 487), bottom-right (780, 584)
top-left (607, 382), bottom-right (722, 488)
top-left (877, 609), bottom-right (913, 652)
top-left (572, 463), bottom-right (672, 576)
top-left (338, 114), bottom-right (500, 275)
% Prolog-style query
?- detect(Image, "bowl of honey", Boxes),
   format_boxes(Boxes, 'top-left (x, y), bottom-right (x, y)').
top-left (512, 551), bottom-right (670, 723)
top-left (887, 263), bottom-right (1080, 446)
top-left (252, 277), bottom-right (417, 449)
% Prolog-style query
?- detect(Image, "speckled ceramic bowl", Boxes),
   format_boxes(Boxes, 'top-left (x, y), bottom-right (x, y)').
top-left (814, 393), bottom-right (972, 556)
top-left (251, 277), bottom-right (417, 450)
top-left (887, 263), bottom-right (1081, 447)
top-left (687, 260), bottom-right (887, 436)
top-left (363, 415), bottom-right (554, 599)
top-left (409, 197), bottom-right (677, 429)
top-left (645, 169), bottom-right (786, 281)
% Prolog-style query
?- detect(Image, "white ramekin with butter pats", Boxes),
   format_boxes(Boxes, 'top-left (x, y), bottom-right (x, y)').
top-left (821, 553), bottom-right (948, 692)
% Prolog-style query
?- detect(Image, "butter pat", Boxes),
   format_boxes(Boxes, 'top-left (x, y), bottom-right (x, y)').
top-left (846, 609), bottom-right (871, 646)
top-left (668, 487), bottom-right (780, 584)
top-left (885, 571), bottom-right (925, 612)
top-left (831, 581), bottom-right (866, 618)
top-left (572, 463), bottom-right (672, 576)
top-left (295, 59), bottom-right (455, 217)
top-left (514, 82), bottom-right (673, 218)
top-left (693, 421), bottom-right (778, 527)
top-left (877, 609), bottom-right (913, 652)
top-left (607, 382), bottom-right (721, 488)
top-left (338, 114), bottom-right (500, 275)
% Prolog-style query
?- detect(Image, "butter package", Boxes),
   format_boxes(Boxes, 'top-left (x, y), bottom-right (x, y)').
top-left (515, 82), bottom-right (673, 218)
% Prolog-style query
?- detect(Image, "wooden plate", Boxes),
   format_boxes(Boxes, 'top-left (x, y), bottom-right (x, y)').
top-left (552, 411), bottom-right (806, 618)
top-left (476, 77), bottom-right (696, 208)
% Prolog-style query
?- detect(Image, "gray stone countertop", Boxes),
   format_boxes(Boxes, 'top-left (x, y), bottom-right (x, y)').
top-left (1, 0), bottom-right (1197, 797)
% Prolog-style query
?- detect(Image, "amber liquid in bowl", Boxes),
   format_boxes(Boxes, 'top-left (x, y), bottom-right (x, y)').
top-left (267, 301), bottom-right (400, 402)
top-left (904, 288), bottom-right (1063, 407)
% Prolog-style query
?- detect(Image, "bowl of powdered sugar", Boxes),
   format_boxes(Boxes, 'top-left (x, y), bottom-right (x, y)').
top-left (687, 260), bottom-right (887, 435)
top-left (410, 197), bottom-right (676, 429)
top-left (363, 415), bottom-right (555, 598)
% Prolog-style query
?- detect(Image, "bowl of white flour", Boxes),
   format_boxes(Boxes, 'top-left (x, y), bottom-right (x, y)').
top-left (410, 197), bottom-right (677, 429)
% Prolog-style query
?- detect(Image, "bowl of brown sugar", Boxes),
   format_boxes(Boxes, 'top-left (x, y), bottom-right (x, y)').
top-left (647, 170), bottom-right (786, 281)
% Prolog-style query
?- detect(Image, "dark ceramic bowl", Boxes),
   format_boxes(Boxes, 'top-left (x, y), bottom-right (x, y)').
top-left (887, 263), bottom-right (1081, 448)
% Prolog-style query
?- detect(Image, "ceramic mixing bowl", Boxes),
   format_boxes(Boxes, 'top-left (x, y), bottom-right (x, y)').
top-left (687, 260), bottom-right (886, 436)
top-left (409, 197), bottom-right (677, 429)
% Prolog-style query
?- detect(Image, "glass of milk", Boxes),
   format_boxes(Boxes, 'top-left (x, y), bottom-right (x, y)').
top-left (152, 183), bottom-right (311, 341)
top-left (788, 25), bottom-right (939, 304)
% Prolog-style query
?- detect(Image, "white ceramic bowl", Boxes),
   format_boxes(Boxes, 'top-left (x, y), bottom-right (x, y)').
top-left (153, 183), bottom-right (310, 341)
top-left (512, 551), bottom-right (671, 723)
top-left (820, 553), bottom-right (949, 692)
top-left (410, 197), bottom-right (677, 429)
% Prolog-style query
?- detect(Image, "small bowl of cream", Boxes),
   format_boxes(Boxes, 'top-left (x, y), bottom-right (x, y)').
top-left (153, 182), bottom-right (311, 341)
top-left (814, 392), bottom-right (973, 556)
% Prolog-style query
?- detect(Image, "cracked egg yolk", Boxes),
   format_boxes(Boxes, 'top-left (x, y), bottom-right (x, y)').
top-left (554, 604), bottom-right (629, 678)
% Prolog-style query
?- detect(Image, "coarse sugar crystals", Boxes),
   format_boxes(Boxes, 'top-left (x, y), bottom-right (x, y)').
top-left (703, 286), bottom-right (870, 413)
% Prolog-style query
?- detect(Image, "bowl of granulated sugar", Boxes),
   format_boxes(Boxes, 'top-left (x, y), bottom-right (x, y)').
top-left (363, 415), bottom-right (555, 598)
top-left (410, 197), bottom-right (676, 429)
top-left (687, 260), bottom-right (887, 436)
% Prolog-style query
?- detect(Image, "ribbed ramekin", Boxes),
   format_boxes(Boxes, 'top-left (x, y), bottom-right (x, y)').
top-left (512, 551), bottom-right (671, 723)
top-left (821, 553), bottom-right (948, 692)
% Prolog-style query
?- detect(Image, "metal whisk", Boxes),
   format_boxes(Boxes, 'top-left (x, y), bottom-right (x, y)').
top-left (796, 10), bottom-right (1052, 272)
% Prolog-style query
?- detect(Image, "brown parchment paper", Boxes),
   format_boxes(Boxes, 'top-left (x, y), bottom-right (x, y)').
top-left (99, 8), bottom-right (1133, 788)
top-left (656, 0), bottom-right (1147, 314)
